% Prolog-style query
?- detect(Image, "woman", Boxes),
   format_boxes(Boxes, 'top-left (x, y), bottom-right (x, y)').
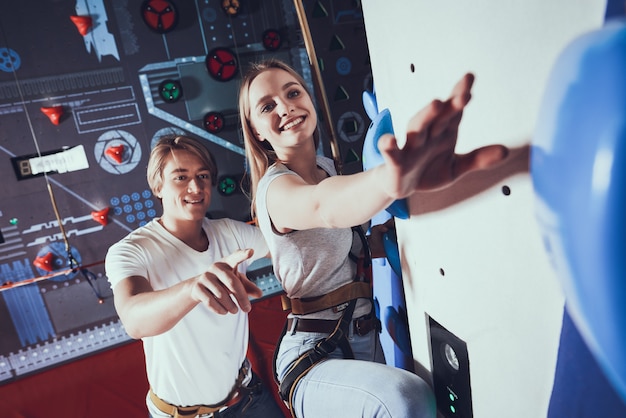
top-left (238, 58), bottom-right (506, 417)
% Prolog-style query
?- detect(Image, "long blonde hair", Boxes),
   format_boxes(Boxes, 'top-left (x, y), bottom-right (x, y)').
top-left (238, 58), bottom-right (320, 218)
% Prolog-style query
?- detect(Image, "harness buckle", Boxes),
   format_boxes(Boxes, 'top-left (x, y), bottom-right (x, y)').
top-left (332, 302), bottom-right (349, 313)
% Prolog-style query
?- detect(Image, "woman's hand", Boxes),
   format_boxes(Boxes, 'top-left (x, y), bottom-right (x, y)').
top-left (368, 218), bottom-right (395, 260)
top-left (377, 73), bottom-right (508, 197)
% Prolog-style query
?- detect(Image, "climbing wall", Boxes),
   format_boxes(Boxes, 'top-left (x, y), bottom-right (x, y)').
top-left (362, 1), bottom-right (609, 417)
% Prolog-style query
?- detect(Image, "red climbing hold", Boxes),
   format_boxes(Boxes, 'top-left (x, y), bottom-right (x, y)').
top-left (33, 252), bottom-right (56, 272)
top-left (41, 106), bottom-right (64, 125)
top-left (70, 15), bottom-right (93, 36)
top-left (105, 144), bottom-right (125, 164)
top-left (91, 207), bottom-right (110, 226)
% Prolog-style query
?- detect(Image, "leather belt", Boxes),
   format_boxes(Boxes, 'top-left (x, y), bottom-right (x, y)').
top-left (148, 360), bottom-right (250, 418)
top-left (287, 314), bottom-right (377, 337)
top-left (149, 388), bottom-right (245, 418)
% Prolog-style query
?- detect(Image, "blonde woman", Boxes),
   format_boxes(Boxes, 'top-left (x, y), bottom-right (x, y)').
top-left (238, 58), bottom-right (505, 418)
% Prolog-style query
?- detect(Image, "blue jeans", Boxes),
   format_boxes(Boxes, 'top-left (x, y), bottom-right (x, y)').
top-left (148, 372), bottom-right (284, 418)
top-left (212, 372), bottom-right (284, 418)
top-left (275, 320), bottom-right (436, 418)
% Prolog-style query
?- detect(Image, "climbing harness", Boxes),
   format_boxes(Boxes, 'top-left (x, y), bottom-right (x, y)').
top-left (274, 225), bottom-right (377, 417)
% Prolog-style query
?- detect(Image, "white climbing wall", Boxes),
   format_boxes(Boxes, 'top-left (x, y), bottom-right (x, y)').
top-left (361, 1), bottom-right (607, 417)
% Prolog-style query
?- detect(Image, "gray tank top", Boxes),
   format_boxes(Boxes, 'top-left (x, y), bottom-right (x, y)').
top-left (256, 155), bottom-right (370, 320)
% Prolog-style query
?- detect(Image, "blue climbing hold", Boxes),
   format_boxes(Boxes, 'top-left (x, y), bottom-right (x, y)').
top-left (362, 108), bottom-right (409, 219)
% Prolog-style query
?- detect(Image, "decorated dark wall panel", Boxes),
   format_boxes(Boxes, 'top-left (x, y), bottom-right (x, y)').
top-left (0, 0), bottom-right (373, 383)
top-left (301, 0), bottom-right (374, 174)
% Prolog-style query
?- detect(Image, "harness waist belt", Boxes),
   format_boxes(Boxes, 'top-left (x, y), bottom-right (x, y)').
top-left (281, 281), bottom-right (372, 315)
top-left (287, 315), bottom-right (377, 336)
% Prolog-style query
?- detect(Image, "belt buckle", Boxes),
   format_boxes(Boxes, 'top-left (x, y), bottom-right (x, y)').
top-left (355, 315), bottom-right (375, 336)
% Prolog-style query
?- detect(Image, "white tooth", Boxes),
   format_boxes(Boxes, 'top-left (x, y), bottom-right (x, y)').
top-left (284, 117), bottom-right (303, 130)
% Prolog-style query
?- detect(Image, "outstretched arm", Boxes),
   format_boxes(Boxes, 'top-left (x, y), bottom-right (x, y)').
top-left (267, 73), bottom-right (507, 231)
top-left (113, 249), bottom-right (263, 339)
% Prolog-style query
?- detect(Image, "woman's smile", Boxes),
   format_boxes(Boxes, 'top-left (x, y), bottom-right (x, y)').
top-left (281, 116), bottom-right (305, 131)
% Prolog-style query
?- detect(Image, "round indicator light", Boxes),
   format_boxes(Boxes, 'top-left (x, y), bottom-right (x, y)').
top-left (141, 0), bottom-right (178, 34)
top-left (262, 29), bottom-right (282, 51)
top-left (222, 0), bottom-right (240, 16)
top-left (159, 79), bottom-right (183, 103)
top-left (203, 111), bottom-right (225, 133)
top-left (218, 176), bottom-right (238, 196)
top-left (205, 47), bottom-right (238, 82)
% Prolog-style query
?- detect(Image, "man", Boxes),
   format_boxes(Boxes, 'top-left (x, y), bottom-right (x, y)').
top-left (105, 135), bottom-right (284, 418)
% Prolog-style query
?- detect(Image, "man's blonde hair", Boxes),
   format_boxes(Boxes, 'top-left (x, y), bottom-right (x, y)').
top-left (147, 135), bottom-right (218, 196)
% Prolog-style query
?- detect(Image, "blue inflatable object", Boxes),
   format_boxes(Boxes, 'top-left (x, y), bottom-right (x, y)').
top-left (531, 19), bottom-right (626, 403)
top-left (362, 108), bottom-right (410, 219)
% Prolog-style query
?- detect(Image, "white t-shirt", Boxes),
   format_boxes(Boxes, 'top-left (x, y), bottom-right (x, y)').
top-left (105, 217), bottom-right (268, 408)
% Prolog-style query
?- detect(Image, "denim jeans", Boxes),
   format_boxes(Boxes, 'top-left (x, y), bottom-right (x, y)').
top-left (148, 372), bottom-right (285, 418)
top-left (275, 320), bottom-right (436, 418)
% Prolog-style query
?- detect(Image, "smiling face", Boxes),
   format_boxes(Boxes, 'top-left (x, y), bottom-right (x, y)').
top-left (157, 149), bottom-right (213, 224)
top-left (247, 67), bottom-right (317, 153)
